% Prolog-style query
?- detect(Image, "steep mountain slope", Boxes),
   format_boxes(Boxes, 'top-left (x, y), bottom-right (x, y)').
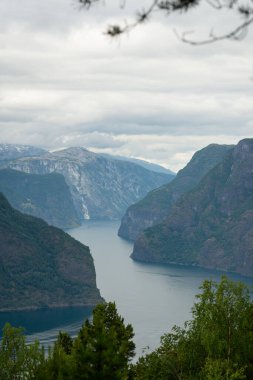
top-left (119, 144), bottom-right (233, 241)
top-left (6, 147), bottom-right (172, 220)
top-left (0, 169), bottom-right (79, 229)
top-left (132, 139), bottom-right (253, 277)
top-left (0, 193), bottom-right (102, 311)
top-left (0, 144), bottom-right (47, 161)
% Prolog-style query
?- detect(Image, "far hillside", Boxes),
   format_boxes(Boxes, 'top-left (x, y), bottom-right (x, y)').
top-left (0, 169), bottom-right (79, 229)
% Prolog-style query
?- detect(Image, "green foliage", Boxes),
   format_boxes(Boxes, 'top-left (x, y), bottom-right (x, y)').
top-left (56, 331), bottom-right (73, 355)
top-left (133, 276), bottom-right (253, 380)
top-left (202, 358), bottom-right (246, 380)
top-left (35, 331), bottom-right (75, 380)
top-left (0, 302), bottom-right (135, 379)
top-left (1, 279), bottom-right (253, 379)
top-left (0, 323), bottom-right (45, 380)
top-left (37, 344), bottom-right (73, 380)
top-left (191, 277), bottom-right (253, 365)
top-left (72, 302), bottom-right (135, 380)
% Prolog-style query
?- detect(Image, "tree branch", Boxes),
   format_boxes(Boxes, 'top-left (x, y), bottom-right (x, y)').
top-left (104, 0), bottom-right (160, 37)
top-left (78, 0), bottom-right (253, 44)
top-left (177, 16), bottom-right (253, 45)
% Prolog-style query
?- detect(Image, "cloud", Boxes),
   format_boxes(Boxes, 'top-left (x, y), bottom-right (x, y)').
top-left (92, 134), bottom-right (249, 172)
top-left (60, 131), bottom-right (125, 149)
top-left (0, 0), bottom-right (252, 171)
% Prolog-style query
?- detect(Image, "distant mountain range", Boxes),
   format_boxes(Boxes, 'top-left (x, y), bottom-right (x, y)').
top-left (131, 139), bottom-right (253, 277)
top-left (0, 193), bottom-right (102, 311)
top-left (118, 144), bottom-right (234, 241)
top-left (0, 144), bottom-right (47, 161)
top-left (1, 145), bottom-right (174, 223)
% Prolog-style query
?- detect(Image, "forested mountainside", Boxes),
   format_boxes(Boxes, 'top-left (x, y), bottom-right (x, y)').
top-left (0, 193), bottom-right (102, 311)
top-left (0, 169), bottom-right (79, 229)
top-left (132, 139), bottom-right (253, 277)
top-left (119, 144), bottom-right (233, 241)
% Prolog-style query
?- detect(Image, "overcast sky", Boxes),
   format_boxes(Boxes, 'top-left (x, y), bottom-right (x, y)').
top-left (0, 0), bottom-right (252, 171)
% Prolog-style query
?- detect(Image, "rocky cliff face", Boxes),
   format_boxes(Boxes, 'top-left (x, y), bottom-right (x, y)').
top-left (132, 139), bottom-right (253, 277)
top-left (0, 169), bottom-right (79, 229)
top-left (118, 144), bottom-right (233, 241)
top-left (0, 193), bottom-right (102, 311)
top-left (6, 147), bottom-right (172, 220)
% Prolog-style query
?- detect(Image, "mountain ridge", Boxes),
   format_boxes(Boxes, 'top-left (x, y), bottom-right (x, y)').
top-left (131, 138), bottom-right (253, 277)
top-left (118, 143), bottom-right (234, 241)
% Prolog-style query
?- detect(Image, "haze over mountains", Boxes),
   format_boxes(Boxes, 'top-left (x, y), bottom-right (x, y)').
top-left (0, 144), bottom-right (174, 226)
top-left (132, 139), bottom-right (253, 277)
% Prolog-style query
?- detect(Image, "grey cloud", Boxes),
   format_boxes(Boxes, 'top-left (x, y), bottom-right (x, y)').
top-left (0, 113), bottom-right (33, 124)
top-left (0, 0), bottom-right (252, 171)
top-left (81, 108), bottom-right (252, 136)
top-left (56, 132), bottom-right (125, 149)
top-left (0, 0), bottom-right (85, 32)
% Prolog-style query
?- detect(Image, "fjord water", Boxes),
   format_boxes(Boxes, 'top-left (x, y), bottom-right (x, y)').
top-left (1, 220), bottom-right (253, 356)
top-left (68, 221), bottom-right (253, 355)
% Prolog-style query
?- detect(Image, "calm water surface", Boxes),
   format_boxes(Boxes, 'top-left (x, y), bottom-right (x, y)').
top-left (1, 220), bottom-right (253, 356)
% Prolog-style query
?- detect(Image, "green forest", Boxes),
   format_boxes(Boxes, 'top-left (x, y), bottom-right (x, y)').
top-left (1, 276), bottom-right (253, 380)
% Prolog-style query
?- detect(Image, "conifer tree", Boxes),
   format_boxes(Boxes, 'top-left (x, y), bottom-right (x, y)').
top-left (73, 302), bottom-right (135, 380)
